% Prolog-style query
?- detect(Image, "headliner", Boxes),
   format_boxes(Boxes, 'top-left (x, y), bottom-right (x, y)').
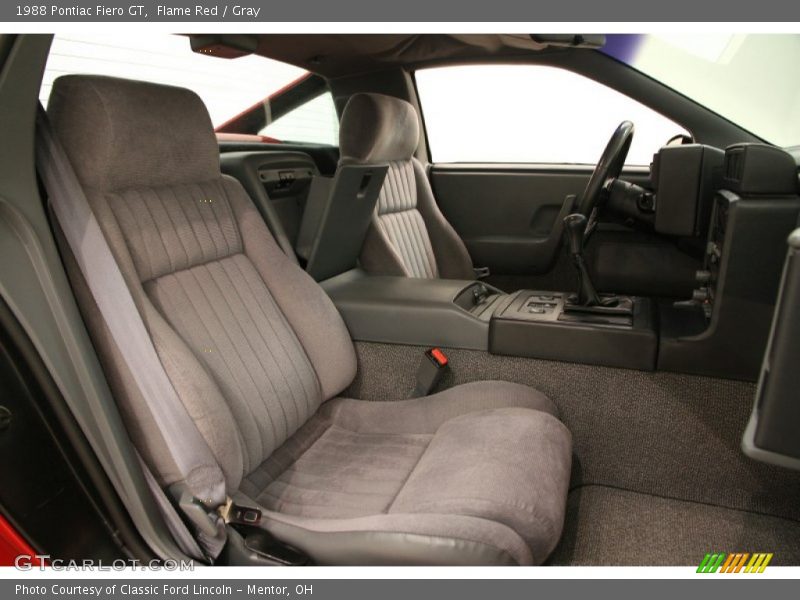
top-left (216, 34), bottom-right (557, 78)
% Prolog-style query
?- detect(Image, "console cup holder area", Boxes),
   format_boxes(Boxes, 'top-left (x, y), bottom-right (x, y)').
top-left (452, 281), bottom-right (505, 318)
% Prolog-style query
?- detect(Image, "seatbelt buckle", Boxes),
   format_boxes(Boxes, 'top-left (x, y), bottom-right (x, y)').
top-left (413, 347), bottom-right (450, 397)
top-left (219, 497), bottom-right (262, 527)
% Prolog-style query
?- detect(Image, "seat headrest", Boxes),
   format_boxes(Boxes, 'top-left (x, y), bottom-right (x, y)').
top-left (339, 93), bottom-right (419, 164)
top-left (47, 75), bottom-right (220, 191)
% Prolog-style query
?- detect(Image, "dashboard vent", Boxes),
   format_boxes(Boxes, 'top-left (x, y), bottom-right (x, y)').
top-left (725, 147), bottom-right (745, 182)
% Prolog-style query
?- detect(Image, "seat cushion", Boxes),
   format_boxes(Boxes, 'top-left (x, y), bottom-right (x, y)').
top-left (238, 381), bottom-right (572, 565)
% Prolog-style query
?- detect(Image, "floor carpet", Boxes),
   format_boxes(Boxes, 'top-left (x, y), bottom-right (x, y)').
top-left (548, 485), bottom-right (800, 565)
top-left (346, 341), bottom-right (800, 564)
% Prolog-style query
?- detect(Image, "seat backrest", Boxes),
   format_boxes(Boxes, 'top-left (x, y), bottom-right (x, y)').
top-left (47, 75), bottom-right (356, 493)
top-left (341, 93), bottom-right (474, 280)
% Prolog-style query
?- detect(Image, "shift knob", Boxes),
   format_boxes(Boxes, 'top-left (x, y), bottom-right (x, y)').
top-left (564, 213), bottom-right (588, 256)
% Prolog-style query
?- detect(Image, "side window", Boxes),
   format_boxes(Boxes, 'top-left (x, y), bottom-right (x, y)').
top-left (41, 33), bottom-right (313, 130)
top-left (259, 92), bottom-right (339, 146)
top-left (415, 65), bottom-right (688, 165)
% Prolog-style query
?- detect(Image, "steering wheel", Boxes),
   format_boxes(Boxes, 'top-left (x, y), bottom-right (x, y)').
top-left (576, 121), bottom-right (635, 218)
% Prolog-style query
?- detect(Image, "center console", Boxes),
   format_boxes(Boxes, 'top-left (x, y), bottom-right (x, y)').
top-left (321, 271), bottom-right (505, 351)
top-left (322, 270), bottom-right (658, 371)
top-left (320, 143), bottom-right (800, 380)
top-left (489, 290), bottom-right (657, 370)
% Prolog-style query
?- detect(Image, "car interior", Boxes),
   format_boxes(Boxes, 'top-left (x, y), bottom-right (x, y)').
top-left (0, 33), bottom-right (799, 566)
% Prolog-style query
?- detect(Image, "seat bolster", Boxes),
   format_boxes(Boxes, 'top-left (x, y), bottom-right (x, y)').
top-left (358, 215), bottom-right (411, 277)
top-left (390, 408), bottom-right (572, 564)
top-left (412, 158), bottom-right (475, 279)
top-left (236, 508), bottom-right (533, 566)
top-left (327, 380), bottom-right (559, 435)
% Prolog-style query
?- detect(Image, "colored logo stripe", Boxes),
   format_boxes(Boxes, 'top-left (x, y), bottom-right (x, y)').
top-left (733, 553), bottom-right (749, 573)
top-left (719, 553), bottom-right (749, 573)
top-left (698, 552), bottom-right (772, 573)
top-left (720, 554), bottom-right (735, 572)
top-left (745, 553), bottom-right (773, 573)
top-left (697, 553), bottom-right (726, 573)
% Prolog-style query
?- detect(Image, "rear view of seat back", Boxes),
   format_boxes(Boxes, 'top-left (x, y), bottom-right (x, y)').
top-left (47, 75), bottom-right (357, 493)
top-left (295, 161), bottom-right (388, 281)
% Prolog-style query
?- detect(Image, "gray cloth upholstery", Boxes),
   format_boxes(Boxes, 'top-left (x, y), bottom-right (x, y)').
top-left (48, 75), bottom-right (572, 565)
top-left (48, 75), bottom-right (220, 191)
top-left (48, 74), bottom-right (356, 490)
top-left (370, 160), bottom-right (439, 278)
top-left (339, 92), bottom-right (419, 164)
top-left (339, 93), bottom-right (474, 279)
top-left (239, 381), bottom-right (570, 565)
top-left (411, 158), bottom-right (475, 278)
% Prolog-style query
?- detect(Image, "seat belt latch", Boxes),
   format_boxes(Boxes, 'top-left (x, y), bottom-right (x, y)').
top-left (219, 497), bottom-right (262, 527)
top-left (413, 347), bottom-right (450, 397)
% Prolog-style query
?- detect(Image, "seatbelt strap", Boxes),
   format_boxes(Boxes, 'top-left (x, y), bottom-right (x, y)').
top-left (35, 107), bottom-right (227, 560)
top-left (295, 175), bottom-right (332, 261)
top-left (138, 456), bottom-right (206, 561)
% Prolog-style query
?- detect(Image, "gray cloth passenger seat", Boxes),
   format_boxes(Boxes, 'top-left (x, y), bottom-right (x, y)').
top-left (47, 74), bottom-right (572, 565)
top-left (342, 93), bottom-right (475, 279)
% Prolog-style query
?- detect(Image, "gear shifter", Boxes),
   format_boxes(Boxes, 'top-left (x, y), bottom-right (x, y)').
top-left (563, 213), bottom-right (601, 306)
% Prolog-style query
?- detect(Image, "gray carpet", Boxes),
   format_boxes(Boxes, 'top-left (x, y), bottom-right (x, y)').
top-left (346, 342), bottom-right (800, 528)
top-left (548, 485), bottom-right (800, 565)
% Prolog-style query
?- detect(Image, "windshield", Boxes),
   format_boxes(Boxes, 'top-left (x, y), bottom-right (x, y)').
top-left (603, 34), bottom-right (800, 148)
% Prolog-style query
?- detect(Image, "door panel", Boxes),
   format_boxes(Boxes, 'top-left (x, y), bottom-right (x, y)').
top-left (430, 164), bottom-right (700, 297)
top-left (431, 165), bottom-right (600, 273)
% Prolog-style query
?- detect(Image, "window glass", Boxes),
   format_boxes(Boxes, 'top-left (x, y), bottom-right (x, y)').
top-left (603, 34), bottom-right (800, 148)
top-left (41, 33), bottom-right (308, 128)
top-left (259, 92), bottom-right (339, 146)
top-left (415, 64), bottom-right (687, 165)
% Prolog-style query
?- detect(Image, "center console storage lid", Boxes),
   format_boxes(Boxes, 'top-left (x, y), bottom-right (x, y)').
top-left (322, 270), bottom-right (504, 350)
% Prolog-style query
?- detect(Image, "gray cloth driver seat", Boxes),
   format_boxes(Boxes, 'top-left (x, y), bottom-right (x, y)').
top-left (342, 93), bottom-right (476, 279)
top-left (48, 75), bottom-right (572, 565)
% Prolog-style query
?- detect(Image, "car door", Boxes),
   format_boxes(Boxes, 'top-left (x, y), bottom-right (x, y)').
top-left (415, 64), bottom-right (702, 296)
